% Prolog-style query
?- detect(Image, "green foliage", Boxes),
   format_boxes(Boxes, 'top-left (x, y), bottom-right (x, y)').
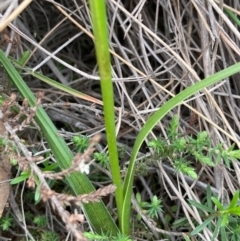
top-left (173, 158), bottom-right (197, 179)
top-left (148, 138), bottom-right (166, 155)
top-left (0, 95), bottom-right (4, 105)
top-left (10, 170), bottom-right (31, 184)
top-left (2, 3), bottom-right (240, 237)
top-left (224, 8), bottom-right (240, 27)
top-left (136, 193), bottom-right (163, 219)
top-left (72, 135), bottom-right (90, 153)
top-left (0, 62), bottom-right (120, 234)
top-left (145, 195), bottom-right (163, 218)
top-left (167, 115), bottom-right (179, 141)
top-left (188, 186), bottom-right (240, 240)
top-left (112, 233), bottom-right (133, 241)
top-left (94, 152), bottom-right (109, 168)
top-left (84, 231), bottom-right (133, 241)
top-left (18, 50), bottom-right (31, 65)
top-left (136, 192), bottom-right (148, 220)
top-left (33, 215), bottom-right (48, 227)
top-left (10, 157), bottom-right (18, 166)
top-left (0, 213), bottom-right (61, 241)
top-left (148, 115), bottom-right (240, 179)
top-left (225, 217), bottom-right (240, 241)
top-left (84, 231), bottom-right (109, 240)
top-left (10, 161), bottom-right (58, 204)
top-left (40, 230), bottom-right (59, 241)
top-left (11, 173), bottom-right (41, 203)
top-left (0, 216), bottom-right (13, 231)
top-left (11, 162), bottom-right (58, 184)
top-left (72, 134), bottom-right (110, 168)
top-left (117, 144), bottom-right (127, 160)
top-left (134, 158), bottom-right (149, 176)
top-left (0, 136), bottom-right (6, 149)
top-left (173, 187), bottom-right (240, 240)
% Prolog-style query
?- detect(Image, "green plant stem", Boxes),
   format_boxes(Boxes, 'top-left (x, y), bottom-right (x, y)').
top-left (0, 50), bottom-right (119, 235)
top-left (89, 0), bottom-right (124, 227)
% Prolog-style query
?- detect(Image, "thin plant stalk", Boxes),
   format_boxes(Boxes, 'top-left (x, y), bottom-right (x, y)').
top-left (89, 0), bottom-right (124, 227)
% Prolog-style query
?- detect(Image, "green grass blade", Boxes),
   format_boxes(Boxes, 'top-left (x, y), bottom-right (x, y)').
top-left (121, 63), bottom-right (240, 234)
top-left (228, 190), bottom-right (239, 209)
top-left (0, 50), bottom-right (119, 235)
top-left (18, 50), bottom-right (31, 66)
top-left (29, 70), bottom-right (103, 105)
top-left (89, 0), bottom-right (124, 228)
top-left (12, 60), bottom-right (103, 105)
top-left (211, 197), bottom-right (223, 211)
top-left (188, 200), bottom-right (214, 213)
top-left (211, 217), bottom-right (222, 240)
top-left (190, 216), bottom-right (215, 236)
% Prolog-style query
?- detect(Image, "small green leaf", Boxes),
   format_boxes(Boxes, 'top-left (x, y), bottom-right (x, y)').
top-left (18, 50), bottom-right (31, 65)
top-left (33, 216), bottom-right (47, 227)
top-left (172, 217), bottom-right (188, 228)
top-left (193, 151), bottom-right (215, 166)
top-left (0, 216), bottom-right (13, 231)
top-left (185, 167), bottom-right (198, 179)
top-left (168, 114), bottom-right (179, 140)
top-left (10, 172), bottom-right (30, 185)
top-left (211, 197), bottom-right (223, 211)
top-left (197, 131), bottom-right (208, 142)
top-left (229, 190), bottom-right (239, 209)
top-left (42, 162), bottom-right (59, 172)
top-left (10, 158), bottom-right (18, 166)
top-left (84, 231), bottom-right (108, 240)
top-left (172, 137), bottom-right (186, 152)
top-left (72, 135), bottom-right (90, 153)
top-left (183, 234), bottom-right (191, 241)
top-left (221, 214), bottom-right (229, 227)
top-left (145, 195), bottom-right (162, 218)
top-left (34, 184), bottom-right (41, 203)
top-left (136, 193), bottom-right (142, 204)
top-left (94, 152), bottom-right (109, 168)
top-left (220, 226), bottom-right (227, 241)
top-left (190, 216), bottom-right (215, 236)
top-left (227, 150), bottom-right (240, 159)
top-left (188, 200), bottom-right (214, 213)
top-left (226, 207), bottom-right (240, 216)
top-left (206, 185), bottom-right (213, 210)
top-left (212, 217), bottom-right (222, 240)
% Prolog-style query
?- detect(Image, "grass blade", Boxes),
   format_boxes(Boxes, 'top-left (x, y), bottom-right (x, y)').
top-left (12, 59), bottom-right (103, 105)
top-left (121, 63), bottom-right (240, 234)
top-left (190, 216), bottom-right (215, 236)
top-left (0, 50), bottom-right (119, 235)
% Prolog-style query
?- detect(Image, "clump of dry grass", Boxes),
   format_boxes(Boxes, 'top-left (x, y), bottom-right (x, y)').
top-left (1, 0), bottom-right (240, 240)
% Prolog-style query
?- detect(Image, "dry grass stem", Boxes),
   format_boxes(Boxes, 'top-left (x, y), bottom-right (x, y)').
top-left (41, 184), bottom-right (116, 205)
